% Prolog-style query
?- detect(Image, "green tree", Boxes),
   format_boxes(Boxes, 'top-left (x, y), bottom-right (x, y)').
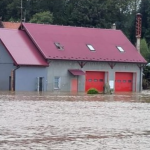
top-left (62, 0), bottom-right (139, 34)
top-left (29, 11), bottom-right (53, 24)
top-left (139, 0), bottom-right (150, 45)
top-left (0, 0), bottom-right (12, 21)
top-left (140, 38), bottom-right (150, 62)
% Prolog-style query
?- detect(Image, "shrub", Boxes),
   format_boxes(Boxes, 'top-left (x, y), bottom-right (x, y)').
top-left (142, 78), bottom-right (149, 89)
top-left (87, 88), bottom-right (99, 94)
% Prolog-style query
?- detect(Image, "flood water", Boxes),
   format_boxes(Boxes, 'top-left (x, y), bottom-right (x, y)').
top-left (0, 91), bottom-right (150, 150)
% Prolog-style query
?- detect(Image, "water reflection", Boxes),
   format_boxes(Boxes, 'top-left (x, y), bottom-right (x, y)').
top-left (0, 91), bottom-right (150, 149)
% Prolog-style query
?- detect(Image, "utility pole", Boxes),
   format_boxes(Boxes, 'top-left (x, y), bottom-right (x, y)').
top-left (21, 0), bottom-right (23, 22)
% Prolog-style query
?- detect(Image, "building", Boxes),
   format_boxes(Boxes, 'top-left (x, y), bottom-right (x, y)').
top-left (0, 20), bottom-right (20, 29)
top-left (0, 28), bottom-right (48, 91)
top-left (2, 22), bottom-right (20, 29)
top-left (0, 22), bottom-right (147, 92)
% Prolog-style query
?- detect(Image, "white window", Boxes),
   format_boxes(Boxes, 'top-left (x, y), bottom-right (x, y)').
top-left (117, 46), bottom-right (124, 52)
top-left (87, 44), bottom-right (95, 51)
top-left (54, 77), bottom-right (61, 89)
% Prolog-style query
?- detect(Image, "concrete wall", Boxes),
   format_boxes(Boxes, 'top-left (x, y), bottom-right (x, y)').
top-left (47, 60), bottom-right (141, 92)
top-left (0, 42), bottom-right (15, 90)
top-left (15, 66), bottom-right (47, 91)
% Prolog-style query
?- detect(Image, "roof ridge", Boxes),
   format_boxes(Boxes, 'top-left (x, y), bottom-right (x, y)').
top-left (2, 21), bottom-right (20, 23)
top-left (23, 22), bottom-right (121, 31)
top-left (0, 28), bottom-right (18, 31)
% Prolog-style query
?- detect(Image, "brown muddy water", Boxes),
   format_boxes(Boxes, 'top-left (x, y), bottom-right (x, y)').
top-left (0, 91), bottom-right (150, 150)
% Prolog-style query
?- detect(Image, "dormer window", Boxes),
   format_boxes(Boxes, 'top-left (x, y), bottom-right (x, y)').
top-left (117, 46), bottom-right (124, 52)
top-left (54, 42), bottom-right (64, 50)
top-left (87, 44), bottom-right (95, 51)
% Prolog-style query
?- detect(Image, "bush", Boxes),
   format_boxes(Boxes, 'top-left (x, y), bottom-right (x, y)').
top-left (142, 78), bottom-right (149, 89)
top-left (87, 88), bottom-right (99, 94)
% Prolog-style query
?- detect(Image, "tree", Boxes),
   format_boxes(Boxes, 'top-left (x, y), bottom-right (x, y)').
top-left (62, 0), bottom-right (140, 33)
top-left (139, 0), bottom-right (150, 45)
top-left (140, 38), bottom-right (150, 89)
top-left (29, 11), bottom-right (53, 24)
top-left (0, 0), bottom-right (12, 21)
top-left (140, 38), bottom-right (150, 62)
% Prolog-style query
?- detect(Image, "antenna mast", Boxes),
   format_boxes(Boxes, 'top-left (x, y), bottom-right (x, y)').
top-left (21, 0), bottom-right (23, 22)
top-left (136, 13), bottom-right (142, 53)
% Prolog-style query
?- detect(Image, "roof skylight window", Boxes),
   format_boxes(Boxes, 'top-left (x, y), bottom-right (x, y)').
top-left (54, 42), bottom-right (64, 50)
top-left (87, 44), bottom-right (95, 51)
top-left (117, 46), bottom-right (124, 52)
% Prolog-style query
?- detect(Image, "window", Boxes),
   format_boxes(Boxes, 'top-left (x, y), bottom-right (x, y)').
top-left (54, 42), bottom-right (64, 50)
top-left (94, 79), bottom-right (98, 82)
top-left (99, 79), bottom-right (104, 82)
top-left (117, 46), bottom-right (124, 52)
top-left (88, 79), bottom-right (92, 82)
top-left (54, 77), bottom-right (61, 89)
top-left (87, 44), bottom-right (95, 51)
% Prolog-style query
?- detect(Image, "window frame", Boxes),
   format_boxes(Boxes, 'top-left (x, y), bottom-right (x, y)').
top-left (54, 76), bottom-right (61, 89)
top-left (87, 44), bottom-right (95, 51)
top-left (117, 46), bottom-right (124, 52)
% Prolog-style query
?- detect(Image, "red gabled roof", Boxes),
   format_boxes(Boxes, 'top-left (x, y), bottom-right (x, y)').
top-left (0, 28), bottom-right (48, 66)
top-left (22, 23), bottom-right (146, 63)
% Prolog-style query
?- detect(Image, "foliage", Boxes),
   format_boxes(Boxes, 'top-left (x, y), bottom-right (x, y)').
top-left (87, 88), bottom-right (99, 94)
top-left (143, 66), bottom-right (150, 80)
top-left (63, 0), bottom-right (137, 30)
top-left (140, 38), bottom-right (150, 62)
top-left (142, 78), bottom-right (149, 89)
top-left (29, 11), bottom-right (53, 24)
top-left (139, 0), bottom-right (150, 45)
top-left (0, 0), bottom-right (141, 40)
top-left (143, 66), bottom-right (150, 89)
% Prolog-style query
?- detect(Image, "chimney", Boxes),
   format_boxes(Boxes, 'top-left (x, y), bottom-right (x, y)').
top-left (136, 13), bottom-right (142, 52)
top-left (111, 23), bottom-right (116, 30)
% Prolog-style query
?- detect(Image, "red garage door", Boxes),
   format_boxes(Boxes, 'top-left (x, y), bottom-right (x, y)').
top-left (115, 72), bottom-right (133, 92)
top-left (85, 71), bottom-right (105, 92)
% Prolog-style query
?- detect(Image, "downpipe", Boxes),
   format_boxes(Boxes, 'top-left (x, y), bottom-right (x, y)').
top-left (12, 66), bottom-right (20, 91)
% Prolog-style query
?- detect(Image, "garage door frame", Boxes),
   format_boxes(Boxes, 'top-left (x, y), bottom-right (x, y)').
top-left (85, 71), bottom-right (107, 92)
top-left (115, 72), bottom-right (136, 92)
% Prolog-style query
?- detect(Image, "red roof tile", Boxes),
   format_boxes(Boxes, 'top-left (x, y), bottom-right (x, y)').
top-left (2, 22), bottom-right (20, 29)
top-left (22, 23), bottom-right (146, 63)
top-left (0, 28), bottom-right (48, 66)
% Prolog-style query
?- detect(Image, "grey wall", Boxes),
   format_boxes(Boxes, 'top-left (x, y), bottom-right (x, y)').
top-left (0, 42), bottom-right (15, 90)
top-left (0, 42), bottom-right (48, 92)
top-left (47, 60), bottom-right (141, 92)
top-left (15, 66), bottom-right (47, 91)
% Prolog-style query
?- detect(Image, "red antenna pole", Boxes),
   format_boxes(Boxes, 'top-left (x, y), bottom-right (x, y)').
top-left (136, 13), bottom-right (142, 53)
top-left (136, 13), bottom-right (142, 38)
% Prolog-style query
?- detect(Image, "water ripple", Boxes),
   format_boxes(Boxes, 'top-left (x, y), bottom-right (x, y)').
top-left (0, 92), bottom-right (150, 149)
